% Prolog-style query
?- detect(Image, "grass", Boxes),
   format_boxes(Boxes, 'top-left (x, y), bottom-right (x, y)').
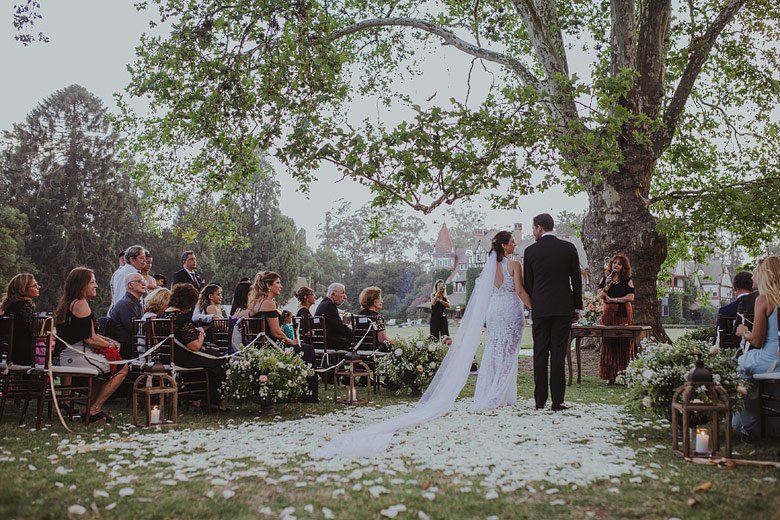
top-left (0, 332), bottom-right (778, 519)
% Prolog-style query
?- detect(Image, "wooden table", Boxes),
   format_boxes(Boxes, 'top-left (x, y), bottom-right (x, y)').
top-left (567, 324), bottom-right (653, 385)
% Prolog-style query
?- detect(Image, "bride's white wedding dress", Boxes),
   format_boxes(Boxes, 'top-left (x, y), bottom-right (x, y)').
top-left (313, 251), bottom-right (523, 459)
top-left (471, 258), bottom-right (524, 411)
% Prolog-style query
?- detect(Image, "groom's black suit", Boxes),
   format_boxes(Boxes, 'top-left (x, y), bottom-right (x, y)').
top-left (523, 234), bottom-right (583, 409)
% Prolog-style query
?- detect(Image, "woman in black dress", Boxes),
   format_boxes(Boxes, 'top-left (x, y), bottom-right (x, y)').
top-left (158, 283), bottom-right (230, 411)
top-left (598, 254), bottom-right (636, 384)
top-left (429, 279), bottom-right (450, 340)
top-left (294, 286), bottom-right (316, 342)
top-left (0, 273), bottom-right (40, 367)
top-left (54, 267), bottom-right (128, 423)
top-left (358, 286), bottom-right (393, 347)
top-left (250, 272), bottom-right (318, 403)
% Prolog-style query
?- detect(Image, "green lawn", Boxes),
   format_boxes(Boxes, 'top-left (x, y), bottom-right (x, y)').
top-left (1, 326), bottom-right (777, 519)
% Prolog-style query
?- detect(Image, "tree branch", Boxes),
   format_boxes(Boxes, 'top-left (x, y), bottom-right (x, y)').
top-left (330, 17), bottom-right (543, 92)
top-left (654, 0), bottom-right (747, 156)
top-left (649, 175), bottom-right (780, 204)
top-left (636, 0), bottom-right (672, 118)
top-left (609, 0), bottom-right (636, 77)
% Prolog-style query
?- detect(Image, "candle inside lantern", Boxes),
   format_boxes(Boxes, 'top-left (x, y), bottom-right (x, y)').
top-left (349, 387), bottom-right (358, 402)
top-left (150, 405), bottom-right (161, 425)
top-left (695, 427), bottom-right (709, 454)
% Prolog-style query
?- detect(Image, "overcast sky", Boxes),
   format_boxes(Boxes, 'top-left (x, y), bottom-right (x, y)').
top-left (1, 1), bottom-right (587, 247)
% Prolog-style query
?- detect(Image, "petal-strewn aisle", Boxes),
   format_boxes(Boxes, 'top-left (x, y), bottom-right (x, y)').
top-left (59, 401), bottom-right (664, 497)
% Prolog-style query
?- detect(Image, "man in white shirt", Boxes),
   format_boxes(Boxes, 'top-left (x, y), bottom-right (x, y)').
top-left (108, 245), bottom-right (148, 312)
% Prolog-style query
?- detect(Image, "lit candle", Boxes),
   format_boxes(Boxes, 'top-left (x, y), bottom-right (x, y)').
top-left (150, 405), bottom-right (161, 425)
top-left (695, 428), bottom-right (709, 454)
top-left (349, 387), bottom-right (358, 402)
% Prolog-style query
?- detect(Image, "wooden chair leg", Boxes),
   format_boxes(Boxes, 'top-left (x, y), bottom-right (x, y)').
top-left (205, 374), bottom-right (212, 411)
top-left (83, 377), bottom-right (94, 424)
top-left (35, 380), bottom-right (47, 429)
top-left (758, 380), bottom-right (766, 439)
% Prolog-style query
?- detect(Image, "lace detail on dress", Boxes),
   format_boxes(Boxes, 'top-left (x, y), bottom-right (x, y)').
top-left (471, 259), bottom-right (524, 411)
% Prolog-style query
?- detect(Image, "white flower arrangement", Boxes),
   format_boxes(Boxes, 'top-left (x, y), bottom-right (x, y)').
top-left (225, 344), bottom-right (313, 404)
top-left (378, 332), bottom-right (448, 395)
top-left (624, 333), bottom-right (740, 417)
top-left (579, 291), bottom-right (603, 324)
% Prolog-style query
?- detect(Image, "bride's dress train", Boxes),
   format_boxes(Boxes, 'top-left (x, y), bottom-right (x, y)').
top-left (313, 252), bottom-right (523, 459)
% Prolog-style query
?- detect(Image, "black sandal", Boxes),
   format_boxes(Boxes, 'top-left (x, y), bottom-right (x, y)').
top-left (88, 411), bottom-right (113, 424)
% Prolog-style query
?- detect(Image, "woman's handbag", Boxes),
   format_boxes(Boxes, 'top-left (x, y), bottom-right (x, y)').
top-left (58, 341), bottom-right (111, 375)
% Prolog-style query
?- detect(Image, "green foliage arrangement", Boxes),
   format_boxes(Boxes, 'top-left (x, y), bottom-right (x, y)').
top-left (225, 345), bottom-right (313, 404)
top-left (624, 338), bottom-right (740, 418)
top-left (378, 332), bottom-right (448, 396)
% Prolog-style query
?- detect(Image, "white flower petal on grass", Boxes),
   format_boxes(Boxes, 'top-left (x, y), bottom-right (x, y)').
top-left (368, 485), bottom-right (389, 498)
top-left (258, 506), bottom-right (273, 515)
top-left (280, 506), bottom-right (296, 520)
top-left (222, 489), bottom-right (235, 499)
top-left (118, 487), bottom-right (135, 497)
top-left (607, 488), bottom-right (620, 494)
top-left (55, 482), bottom-right (64, 488)
top-left (160, 480), bottom-right (178, 486)
top-left (550, 499), bottom-right (566, 506)
top-left (484, 489), bottom-right (499, 500)
top-left (211, 478), bottom-right (229, 486)
top-left (27, 464), bottom-right (37, 471)
top-left (55, 466), bottom-right (72, 475)
top-left (629, 476), bottom-right (642, 484)
top-left (422, 491), bottom-right (436, 501)
top-left (418, 511), bottom-right (430, 520)
top-left (545, 488), bottom-right (559, 495)
top-left (105, 502), bottom-right (117, 511)
top-left (93, 489), bottom-right (109, 498)
top-left (68, 505), bottom-right (87, 515)
top-left (322, 508), bottom-right (335, 519)
top-left (380, 504), bottom-right (407, 518)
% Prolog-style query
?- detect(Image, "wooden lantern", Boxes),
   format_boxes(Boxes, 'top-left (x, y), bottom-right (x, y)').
top-left (671, 356), bottom-right (732, 458)
top-left (333, 352), bottom-right (372, 405)
top-left (133, 362), bottom-right (178, 427)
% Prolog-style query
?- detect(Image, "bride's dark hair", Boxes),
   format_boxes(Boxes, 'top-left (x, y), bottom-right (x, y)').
top-left (489, 231), bottom-right (513, 262)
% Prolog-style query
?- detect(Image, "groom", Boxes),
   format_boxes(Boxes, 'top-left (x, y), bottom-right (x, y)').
top-left (523, 213), bottom-right (583, 411)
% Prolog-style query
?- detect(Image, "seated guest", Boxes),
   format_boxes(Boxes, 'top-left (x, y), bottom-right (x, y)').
top-left (714, 271), bottom-right (753, 347)
top-left (358, 286), bottom-right (394, 347)
top-left (141, 253), bottom-right (158, 291)
top-left (734, 264), bottom-right (761, 354)
top-left (734, 256), bottom-right (780, 436)
top-left (192, 283), bottom-right (222, 324)
top-left (230, 280), bottom-right (252, 319)
top-left (295, 286), bottom-right (316, 341)
top-left (598, 254), bottom-right (636, 385)
top-left (281, 310), bottom-right (295, 340)
top-left (108, 272), bottom-right (148, 359)
top-left (142, 287), bottom-right (171, 320)
top-left (172, 250), bottom-right (205, 290)
top-left (157, 283), bottom-right (230, 412)
top-left (54, 267), bottom-right (128, 423)
top-left (250, 271), bottom-right (318, 402)
top-left (153, 274), bottom-right (167, 288)
top-left (109, 245), bottom-right (147, 312)
top-left (0, 273), bottom-right (40, 366)
top-left (314, 283), bottom-right (354, 351)
top-left (200, 284), bottom-right (226, 318)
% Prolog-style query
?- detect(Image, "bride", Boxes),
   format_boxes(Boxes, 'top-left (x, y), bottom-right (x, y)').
top-left (313, 231), bottom-right (532, 458)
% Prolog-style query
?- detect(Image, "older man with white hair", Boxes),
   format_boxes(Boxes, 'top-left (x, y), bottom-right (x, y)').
top-left (109, 245), bottom-right (148, 312)
top-left (108, 272), bottom-right (148, 359)
top-left (314, 282), bottom-right (354, 351)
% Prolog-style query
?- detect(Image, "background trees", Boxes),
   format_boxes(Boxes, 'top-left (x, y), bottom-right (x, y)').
top-left (0, 85), bottom-right (141, 310)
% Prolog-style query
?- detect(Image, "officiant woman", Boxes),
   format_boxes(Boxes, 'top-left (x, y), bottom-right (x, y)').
top-left (598, 254), bottom-right (635, 385)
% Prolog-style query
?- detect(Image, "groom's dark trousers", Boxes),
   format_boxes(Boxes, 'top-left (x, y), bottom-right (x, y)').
top-left (524, 233), bottom-right (583, 409)
top-left (531, 316), bottom-right (571, 408)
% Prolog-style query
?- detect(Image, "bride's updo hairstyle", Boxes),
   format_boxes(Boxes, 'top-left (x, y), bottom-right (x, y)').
top-left (489, 231), bottom-right (513, 262)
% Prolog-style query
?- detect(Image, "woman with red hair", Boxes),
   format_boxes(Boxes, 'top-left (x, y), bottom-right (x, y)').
top-left (598, 254), bottom-right (635, 384)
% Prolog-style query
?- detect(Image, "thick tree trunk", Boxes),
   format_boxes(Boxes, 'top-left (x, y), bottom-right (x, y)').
top-left (580, 152), bottom-right (669, 342)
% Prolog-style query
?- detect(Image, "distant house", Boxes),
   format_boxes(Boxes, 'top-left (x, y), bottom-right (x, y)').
top-left (659, 258), bottom-right (733, 317)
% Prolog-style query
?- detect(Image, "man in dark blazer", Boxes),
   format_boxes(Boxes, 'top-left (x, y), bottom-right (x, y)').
top-left (314, 282), bottom-right (354, 350)
top-left (713, 271), bottom-right (753, 348)
top-left (172, 250), bottom-right (206, 291)
top-left (523, 213), bottom-right (583, 411)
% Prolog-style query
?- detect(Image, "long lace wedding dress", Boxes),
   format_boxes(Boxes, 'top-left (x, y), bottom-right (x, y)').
top-left (313, 251), bottom-right (524, 459)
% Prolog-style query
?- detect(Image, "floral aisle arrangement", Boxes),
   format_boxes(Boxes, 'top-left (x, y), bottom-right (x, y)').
top-left (579, 292), bottom-right (603, 325)
top-left (378, 332), bottom-right (449, 395)
top-left (225, 345), bottom-right (313, 404)
top-left (624, 336), bottom-right (740, 417)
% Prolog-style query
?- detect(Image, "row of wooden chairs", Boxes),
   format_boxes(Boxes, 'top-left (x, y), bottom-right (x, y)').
top-left (0, 315), bottom-right (95, 428)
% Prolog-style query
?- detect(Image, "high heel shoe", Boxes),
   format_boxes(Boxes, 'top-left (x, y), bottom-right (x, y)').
top-left (87, 411), bottom-right (113, 424)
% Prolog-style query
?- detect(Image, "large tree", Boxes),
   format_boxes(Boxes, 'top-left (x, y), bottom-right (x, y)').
top-left (119, 1), bottom-right (780, 336)
top-left (0, 85), bottom-right (141, 311)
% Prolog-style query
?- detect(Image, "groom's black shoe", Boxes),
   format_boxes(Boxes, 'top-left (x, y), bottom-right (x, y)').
top-left (535, 404), bottom-right (545, 410)
top-left (551, 404), bottom-right (570, 411)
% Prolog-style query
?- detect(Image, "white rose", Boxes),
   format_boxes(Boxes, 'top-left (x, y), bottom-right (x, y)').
top-left (641, 397), bottom-right (652, 408)
top-left (394, 348), bottom-right (403, 356)
top-left (427, 344), bottom-right (437, 352)
top-left (416, 341), bottom-right (424, 348)
top-left (429, 362), bottom-right (436, 368)
top-left (713, 374), bottom-right (721, 384)
top-left (709, 345), bottom-right (721, 355)
top-left (642, 369), bottom-right (654, 381)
